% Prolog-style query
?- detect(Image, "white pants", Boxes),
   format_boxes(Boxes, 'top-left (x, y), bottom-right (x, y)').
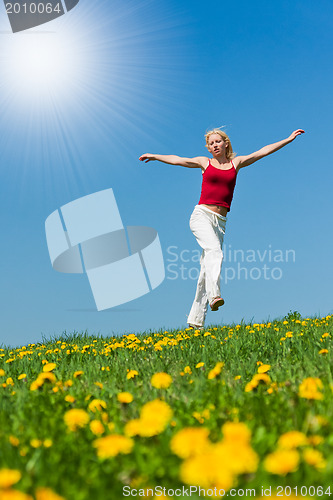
top-left (187, 205), bottom-right (227, 327)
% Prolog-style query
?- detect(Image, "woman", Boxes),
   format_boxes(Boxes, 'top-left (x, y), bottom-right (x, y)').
top-left (139, 127), bottom-right (304, 329)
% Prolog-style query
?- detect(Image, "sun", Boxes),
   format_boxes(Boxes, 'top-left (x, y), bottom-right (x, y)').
top-left (10, 35), bottom-right (70, 89)
top-left (1, 28), bottom-right (88, 105)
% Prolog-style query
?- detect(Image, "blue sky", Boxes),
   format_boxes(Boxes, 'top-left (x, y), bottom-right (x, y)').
top-left (0, 0), bottom-right (332, 347)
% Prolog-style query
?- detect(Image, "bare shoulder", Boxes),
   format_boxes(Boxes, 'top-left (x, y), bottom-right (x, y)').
top-left (180, 156), bottom-right (209, 170)
top-left (232, 156), bottom-right (246, 172)
top-left (187, 156), bottom-right (209, 169)
top-left (193, 156), bottom-right (210, 171)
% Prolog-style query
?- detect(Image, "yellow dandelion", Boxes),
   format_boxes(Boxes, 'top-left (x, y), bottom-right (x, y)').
top-left (222, 421), bottom-right (251, 444)
top-left (252, 373), bottom-right (271, 384)
top-left (9, 435), bottom-right (20, 447)
top-left (170, 427), bottom-right (210, 458)
top-left (151, 372), bottom-right (172, 389)
top-left (36, 373), bottom-right (56, 384)
top-left (42, 363), bottom-right (56, 372)
top-left (208, 362), bottom-right (224, 380)
top-left (124, 419), bottom-right (142, 437)
top-left (140, 398), bottom-right (172, 420)
top-left (18, 374), bottom-right (27, 380)
top-left (307, 435), bottom-right (323, 446)
top-left (215, 440), bottom-right (259, 475)
top-left (0, 469), bottom-right (21, 488)
top-left (278, 431), bottom-right (308, 449)
top-left (73, 371), bottom-right (84, 378)
top-left (264, 449), bottom-right (299, 475)
top-left (245, 380), bottom-right (257, 392)
top-left (30, 439), bottom-right (43, 448)
top-left (184, 366), bottom-right (192, 374)
top-left (0, 369), bottom-right (5, 376)
top-left (117, 392), bottom-right (133, 403)
top-left (319, 349), bottom-right (328, 355)
top-left (94, 382), bottom-right (103, 389)
top-left (299, 377), bottom-right (324, 400)
top-left (101, 412), bottom-right (108, 423)
top-left (19, 447), bottom-right (28, 457)
top-left (126, 369), bottom-right (139, 379)
top-left (303, 448), bottom-right (326, 469)
top-left (64, 409), bottom-right (89, 431)
top-left (43, 439), bottom-right (53, 448)
top-left (30, 380), bottom-right (43, 391)
top-left (35, 487), bottom-right (66, 500)
top-left (138, 399), bottom-right (173, 437)
top-left (257, 364), bottom-right (271, 373)
top-left (88, 399), bottom-right (107, 412)
top-left (245, 373), bottom-right (271, 392)
top-left (192, 409), bottom-right (205, 423)
top-left (267, 382), bottom-right (278, 395)
top-left (93, 434), bottom-right (134, 459)
top-left (195, 362), bottom-right (204, 368)
top-left (180, 448), bottom-right (234, 491)
top-left (64, 395), bottom-right (75, 403)
top-left (90, 420), bottom-right (105, 435)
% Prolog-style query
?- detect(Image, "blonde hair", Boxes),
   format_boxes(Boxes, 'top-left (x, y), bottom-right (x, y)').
top-left (205, 128), bottom-right (236, 160)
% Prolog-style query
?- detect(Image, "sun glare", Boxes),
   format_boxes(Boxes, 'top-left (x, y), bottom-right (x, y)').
top-left (1, 28), bottom-right (90, 106)
top-left (13, 37), bottom-right (69, 87)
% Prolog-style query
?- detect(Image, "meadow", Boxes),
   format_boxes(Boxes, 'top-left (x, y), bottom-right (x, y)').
top-left (1, 311), bottom-right (333, 500)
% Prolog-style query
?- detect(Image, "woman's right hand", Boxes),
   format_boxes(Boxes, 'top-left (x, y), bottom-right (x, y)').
top-left (139, 153), bottom-right (155, 163)
top-left (287, 129), bottom-right (305, 142)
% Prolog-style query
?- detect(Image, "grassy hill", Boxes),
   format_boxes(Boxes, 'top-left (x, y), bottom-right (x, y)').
top-left (1, 312), bottom-right (332, 499)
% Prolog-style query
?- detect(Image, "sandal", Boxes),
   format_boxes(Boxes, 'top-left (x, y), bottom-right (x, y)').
top-left (210, 297), bottom-right (224, 311)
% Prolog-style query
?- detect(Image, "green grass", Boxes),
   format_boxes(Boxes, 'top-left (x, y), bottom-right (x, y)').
top-left (1, 311), bottom-right (333, 499)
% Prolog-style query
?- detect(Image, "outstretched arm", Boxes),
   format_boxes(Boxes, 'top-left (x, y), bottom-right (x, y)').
top-left (234, 129), bottom-right (305, 169)
top-left (139, 154), bottom-right (207, 169)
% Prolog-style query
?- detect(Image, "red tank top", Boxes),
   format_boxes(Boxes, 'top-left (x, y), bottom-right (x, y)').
top-left (198, 160), bottom-right (237, 211)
